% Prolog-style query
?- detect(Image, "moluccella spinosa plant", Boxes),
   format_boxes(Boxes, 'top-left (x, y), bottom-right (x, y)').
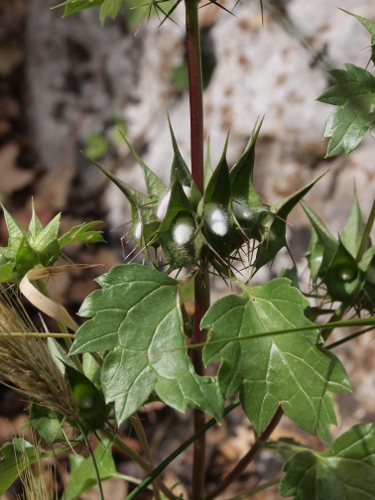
top-left (2, 1), bottom-right (375, 500)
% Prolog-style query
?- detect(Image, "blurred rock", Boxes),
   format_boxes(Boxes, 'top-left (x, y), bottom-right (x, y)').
top-left (26, 0), bottom-right (141, 194)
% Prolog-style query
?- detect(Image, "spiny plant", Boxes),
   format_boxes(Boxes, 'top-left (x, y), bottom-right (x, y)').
top-left (2, 2), bottom-right (375, 500)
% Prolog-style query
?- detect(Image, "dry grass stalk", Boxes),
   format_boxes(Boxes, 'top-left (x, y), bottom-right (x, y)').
top-left (0, 288), bottom-right (78, 421)
top-left (16, 434), bottom-right (59, 500)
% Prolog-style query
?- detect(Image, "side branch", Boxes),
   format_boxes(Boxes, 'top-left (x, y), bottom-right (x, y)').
top-left (204, 406), bottom-right (284, 500)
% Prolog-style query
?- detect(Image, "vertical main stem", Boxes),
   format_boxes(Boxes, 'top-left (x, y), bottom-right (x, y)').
top-left (185, 0), bottom-right (204, 193)
top-left (185, 1), bottom-right (208, 498)
top-left (192, 269), bottom-right (210, 499)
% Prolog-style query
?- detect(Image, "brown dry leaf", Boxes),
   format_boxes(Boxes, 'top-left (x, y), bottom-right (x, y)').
top-left (0, 142), bottom-right (34, 194)
top-left (0, 43), bottom-right (23, 76)
top-left (20, 265), bottom-right (101, 332)
top-left (35, 163), bottom-right (76, 211)
top-left (0, 416), bottom-right (15, 446)
top-left (252, 483), bottom-right (281, 500)
top-left (0, 119), bottom-right (11, 137)
top-left (0, 97), bottom-right (20, 120)
top-left (218, 425), bottom-right (254, 462)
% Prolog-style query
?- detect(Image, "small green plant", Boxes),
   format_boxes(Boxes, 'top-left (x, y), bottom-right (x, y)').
top-left (2, 2), bottom-right (375, 500)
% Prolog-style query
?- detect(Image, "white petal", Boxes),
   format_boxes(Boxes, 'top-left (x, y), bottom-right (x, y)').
top-left (157, 191), bottom-right (171, 219)
top-left (232, 199), bottom-right (252, 220)
top-left (172, 216), bottom-right (195, 245)
top-left (205, 203), bottom-right (228, 236)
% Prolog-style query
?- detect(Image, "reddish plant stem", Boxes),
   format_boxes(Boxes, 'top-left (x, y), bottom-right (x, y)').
top-left (204, 406), bottom-right (284, 500)
top-left (192, 268), bottom-right (210, 498)
top-left (185, 2), bottom-right (207, 497)
top-left (185, 0), bottom-right (204, 193)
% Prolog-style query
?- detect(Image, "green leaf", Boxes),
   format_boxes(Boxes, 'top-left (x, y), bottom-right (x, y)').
top-left (341, 10), bottom-right (375, 37)
top-left (254, 175), bottom-right (324, 272)
top-left (280, 423), bottom-right (375, 499)
top-left (71, 264), bottom-right (223, 425)
top-left (0, 262), bottom-right (14, 282)
top-left (85, 132), bottom-right (108, 159)
top-left (15, 245), bottom-right (41, 276)
top-left (203, 138), bottom-right (236, 258)
top-left (47, 336), bottom-right (75, 373)
top-left (64, 363), bottom-right (108, 431)
top-left (64, 439), bottom-right (118, 500)
top-left (204, 141), bottom-right (213, 190)
top-left (230, 121), bottom-right (267, 242)
top-left (28, 202), bottom-right (43, 241)
top-left (168, 118), bottom-right (201, 209)
top-left (202, 278), bottom-right (351, 444)
top-left (83, 352), bottom-right (100, 382)
top-left (323, 239), bottom-right (363, 303)
top-left (23, 213), bottom-right (62, 268)
top-left (59, 221), bottom-right (105, 248)
top-left (230, 120), bottom-right (263, 209)
top-left (60, 0), bottom-right (104, 17)
top-left (99, 0), bottom-right (123, 23)
top-left (0, 246), bottom-right (17, 260)
top-left (359, 245), bottom-right (375, 311)
top-left (118, 129), bottom-right (166, 199)
top-left (340, 10), bottom-right (375, 67)
top-left (1, 205), bottom-right (25, 250)
top-left (302, 201), bottom-right (338, 280)
top-left (29, 404), bottom-right (65, 444)
top-left (279, 265), bottom-right (299, 289)
top-left (317, 64), bottom-right (375, 157)
top-left (158, 178), bottom-right (202, 269)
top-left (33, 213), bottom-right (61, 251)
top-left (0, 207), bottom-right (67, 279)
top-left (0, 439), bottom-right (46, 495)
top-left (84, 154), bottom-right (156, 247)
top-left (341, 188), bottom-right (368, 258)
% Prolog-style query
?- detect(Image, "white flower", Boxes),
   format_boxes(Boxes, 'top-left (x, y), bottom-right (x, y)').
top-left (232, 199), bottom-right (252, 220)
top-left (133, 221), bottom-right (142, 240)
top-left (172, 216), bottom-right (195, 245)
top-left (205, 203), bottom-right (228, 236)
top-left (157, 190), bottom-right (171, 219)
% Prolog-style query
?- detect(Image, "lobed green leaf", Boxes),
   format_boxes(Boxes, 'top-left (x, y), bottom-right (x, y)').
top-left (59, 221), bottom-right (105, 248)
top-left (318, 64), bottom-right (375, 157)
top-left (280, 423), bottom-right (375, 499)
top-left (202, 278), bottom-right (351, 444)
top-left (71, 264), bottom-right (223, 425)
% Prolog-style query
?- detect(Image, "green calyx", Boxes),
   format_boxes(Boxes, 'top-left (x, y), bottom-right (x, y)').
top-left (64, 363), bottom-right (109, 432)
top-left (0, 204), bottom-right (104, 284)
top-left (87, 120), bottom-right (321, 275)
top-left (302, 192), bottom-right (375, 311)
